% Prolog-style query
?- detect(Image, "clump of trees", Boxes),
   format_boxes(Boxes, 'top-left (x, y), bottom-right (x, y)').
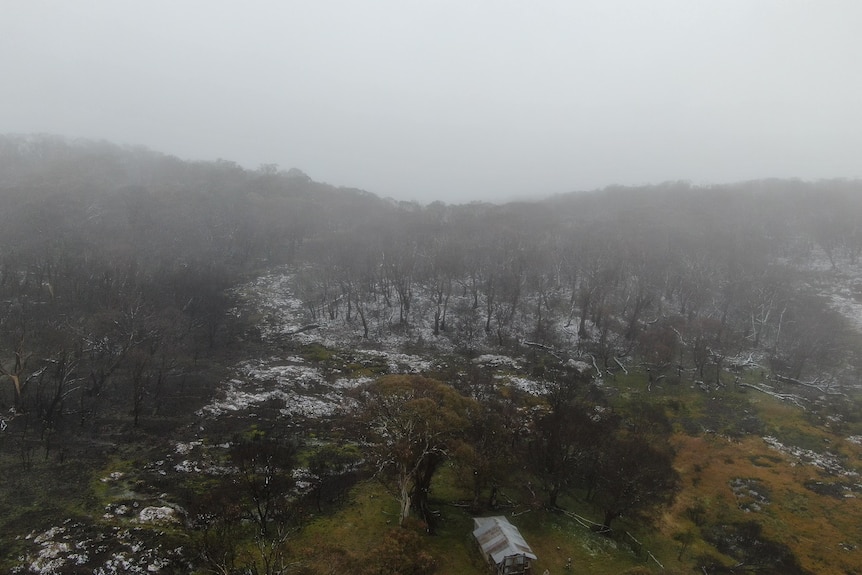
top-left (525, 367), bottom-right (679, 531)
top-left (293, 179), bottom-right (862, 402)
top-left (354, 368), bottom-right (678, 536)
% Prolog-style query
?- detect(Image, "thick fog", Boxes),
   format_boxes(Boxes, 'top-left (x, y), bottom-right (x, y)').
top-left (3, 0), bottom-right (861, 203)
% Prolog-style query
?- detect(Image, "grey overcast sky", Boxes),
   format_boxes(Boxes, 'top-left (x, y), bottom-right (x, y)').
top-left (2, 1), bottom-right (861, 203)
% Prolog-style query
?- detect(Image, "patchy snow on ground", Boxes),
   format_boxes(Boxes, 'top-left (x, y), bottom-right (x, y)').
top-left (473, 354), bottom-right (522, 369)
top-left (241, 270), bottom-right (512, 357)
top-left (158, 441), bottom-right (234, 476)
top-left (197, 379), bottom-right (283, 416)
top-left (793, 252), bottom-right (862, 335)
top-left (564, 359), bottom-right (591, 374)
top-left (199, 359), bottom-right (326, 418)
top-left (170, 456), bottom-right (232, 476)
top-left (14, 524), bottom-right (184, 575)
top-left (279, 390), bottom-right (354, 418)
top-left (332, 375), bottom-right (373, 390)
top-left (99, 471), bottom-right (126, 483)
top-left (292, 467), bottom-right (315, 494)
top-left (826, 287), bottom-right (862, 334)
top-left (136, 507), bottom-right (180, 525)
top-left (496, 375), bottom-right (547, 395)
top-left (373, 351), bottom-right (434, 374)
top-left (174, 441), bottom-right (202, 456)
top-left (103, 503), bottom-right (133, 519)
top-left (27, 540), bottom-right (74, 574)
top-left (240, 360), bottom-right (326, 389)
top-left (763, 436), bottom-right (859, 477)
top-left (199, 362), bottom-right (361, 420)
top-left (235, 270), bottom-right (307, 339)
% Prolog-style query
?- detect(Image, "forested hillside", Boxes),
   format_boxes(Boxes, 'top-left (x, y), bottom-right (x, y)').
top-left (2, 134), bottom-right (862, 574)
top-left (0, 134), bottom-right (392, 440)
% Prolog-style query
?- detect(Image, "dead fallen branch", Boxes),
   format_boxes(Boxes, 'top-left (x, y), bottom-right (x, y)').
top-left (626, 531), bottom-right (664, 569)
top-left (558, 509), bottom-right (603, 530)
top-left (773, 374), bottom-right (845, 396)
top-left (589, 354), bottom-right (602, 378)
top-left (522, 340), bottom-right (563, 362)
top-left (738, 383), bottom-right (807, 409)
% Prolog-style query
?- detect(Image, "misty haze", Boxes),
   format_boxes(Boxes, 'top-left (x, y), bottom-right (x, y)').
top-left (3, 2), bottom-right (862, 575)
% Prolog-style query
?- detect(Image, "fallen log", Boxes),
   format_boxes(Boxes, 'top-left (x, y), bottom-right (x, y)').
top-left (522, 340), bottom-right (563, 362)
top-left (589, 354), bottom-right (602, 378)
top-left (738, 383), bottom-right (807, 409)
top-left (773, 374), bottom-right (845, 396)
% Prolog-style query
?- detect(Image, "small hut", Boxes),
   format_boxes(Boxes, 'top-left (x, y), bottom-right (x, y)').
top-left (472, 516), bottom-right (537, 575)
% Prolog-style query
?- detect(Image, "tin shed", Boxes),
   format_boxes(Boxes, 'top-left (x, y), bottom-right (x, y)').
top-left (472, 516), bottom-right (537, 575)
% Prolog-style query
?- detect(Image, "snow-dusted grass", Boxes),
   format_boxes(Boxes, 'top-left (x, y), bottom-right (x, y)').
top-left (763, 435), bottom-right (859, 477)
top-left (792, 251), bottom-right (862, 335)
top-left (198, 365), bottom-right (360, 420)
top-left (496, 374), bottom-right (548, 396)
top-left (373, 351), bottom-right (434, 374)
top-left (136, 507), bottom-right (180, 525)
top-left (473, 354), bottom-right (523, 369)
top-left (15, 523), bottom-right (184, 575)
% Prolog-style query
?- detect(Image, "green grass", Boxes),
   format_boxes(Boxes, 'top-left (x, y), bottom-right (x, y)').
top-left (301, 343), bottom-right (335, 363)
top-left (288, 461), bottom-right (686, 575)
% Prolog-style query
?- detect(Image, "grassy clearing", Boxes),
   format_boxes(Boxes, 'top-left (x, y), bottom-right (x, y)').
top-left (599, 365), bottom-right (862, 575)
top-left (282, 361), bottom-right (862, 574)
top-left (290, 478), bottom-right (669, 575)
top-left (664, 395), bottom-right (862, 574)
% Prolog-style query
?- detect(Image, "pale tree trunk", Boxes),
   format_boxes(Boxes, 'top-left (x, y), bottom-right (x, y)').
top-left (399, 472), bottom-right (412, 526)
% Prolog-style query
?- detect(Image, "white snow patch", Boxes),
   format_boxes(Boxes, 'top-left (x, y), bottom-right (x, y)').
top-left (241, 361), bottom-right (325, 388)
top-left (567, 359), bottom-right (592, 373)
top-left (33, 527), bottom-right (65, 545)
top-left (199, 360), bottom-right (335, 417)
top-left (332, 376), bottom-right (373, 389)
top-left (793, 253), bottom-right (862, 336)
top-left (174, 441), bottom-right (202, 455)
top-left (763, 436), bottom-right (859, 476)
top-left (99, 471), bottom-right (125, 483)
top-left (473, 354), bottom-right (522, 369)
top-left (15, 522), bottom-right (185, 574)
top-left (174, 460), bottom-right (201, 473)
top-left (292, 467), bottom-right (315, 494)
top-left (233, 271), bottom-right (309, 340)
top-left (375, 352), bottom-right (433, 373)
top-left (199, 357), bottom-right (373, 420)
top-left (29, 541), bottom-right (70, 574)
top-left (137, 506), bottom-right (179, 525)
top-left (501, 376), bottom-right (547, 395)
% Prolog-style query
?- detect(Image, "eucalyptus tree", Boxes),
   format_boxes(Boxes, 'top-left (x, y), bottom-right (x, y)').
top-left (357, 375), bottom-right (476, 529)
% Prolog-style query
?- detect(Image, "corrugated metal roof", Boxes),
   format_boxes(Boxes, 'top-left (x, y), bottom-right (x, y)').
top-left (472, 516), bottom-right (537, 565)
